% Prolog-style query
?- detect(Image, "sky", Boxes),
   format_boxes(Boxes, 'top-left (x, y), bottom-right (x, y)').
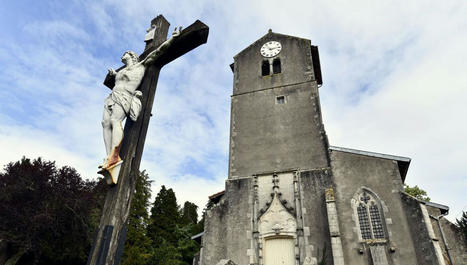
top-left (0, 0), bottom-right (465, 222)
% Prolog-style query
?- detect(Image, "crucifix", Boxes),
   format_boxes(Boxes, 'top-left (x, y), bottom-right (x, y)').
top-left (87, 15), bottom-right (208, 265)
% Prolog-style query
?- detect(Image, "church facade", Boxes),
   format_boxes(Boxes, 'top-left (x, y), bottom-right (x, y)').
top-left (195, 31), bottom-right (465, 265)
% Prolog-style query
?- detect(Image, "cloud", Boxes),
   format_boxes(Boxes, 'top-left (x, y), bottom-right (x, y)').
top-left (0, 0), bottom-right (465, 222)
top-left (0, 124), bottom-right (99, 180)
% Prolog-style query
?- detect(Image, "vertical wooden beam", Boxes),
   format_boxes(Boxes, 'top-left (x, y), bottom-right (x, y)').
top-left (88, 15), bottom-right (208, 265)
top-left (87, 16), bottom-right (170, 265)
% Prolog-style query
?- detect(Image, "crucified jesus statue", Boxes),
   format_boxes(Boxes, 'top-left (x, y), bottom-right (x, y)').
top-left (100, 27), bottom-right (182, 170)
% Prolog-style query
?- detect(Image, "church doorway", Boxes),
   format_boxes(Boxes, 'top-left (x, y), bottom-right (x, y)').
top-left (263, 236), bottom-right (295, 265)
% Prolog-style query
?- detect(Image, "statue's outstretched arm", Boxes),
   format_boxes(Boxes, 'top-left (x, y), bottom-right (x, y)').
top-left (142, 26), bottom-right (182, 66)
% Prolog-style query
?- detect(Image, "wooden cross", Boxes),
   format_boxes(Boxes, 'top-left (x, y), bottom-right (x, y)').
top-left (87, 15), bottom-right (208, 265)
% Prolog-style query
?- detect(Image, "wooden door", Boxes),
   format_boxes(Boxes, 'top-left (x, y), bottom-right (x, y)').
top-left (263, 237), bottom-right (295, 265)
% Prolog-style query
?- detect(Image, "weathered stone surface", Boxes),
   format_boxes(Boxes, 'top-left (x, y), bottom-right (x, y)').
top-left (299, 169), bottom-right (334, 264)
top-left (434, 217), bottom-right (467, 264)
top-left (200, 30), bottom-right (464, 265)
top-left (330, 150), bottom-right (419, 265)
top-left (228, 32), bottom-right (329, 179)
top-left (258, 193), bottom-right (297, 236)
top-left (201, 178), bottom-right (252, 265)
top-left (400, 193), bottom-right (447, 265)
top-left (215, 259), bottom-right (237, 265)
top-left (426, 202), bottom-right (466, 265)
top-left (369, 245), bottom-right (389, 265)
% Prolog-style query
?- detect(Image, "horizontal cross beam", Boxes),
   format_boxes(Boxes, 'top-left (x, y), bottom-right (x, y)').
top-left (104, 20), bottom-right (209, 89)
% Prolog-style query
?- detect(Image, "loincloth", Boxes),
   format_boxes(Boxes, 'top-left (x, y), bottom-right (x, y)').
top-left (105, 89), bottom-right (143, 121)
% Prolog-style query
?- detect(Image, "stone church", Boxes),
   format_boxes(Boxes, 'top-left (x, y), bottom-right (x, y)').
top-left (193, 31), bottom-right (466, 265)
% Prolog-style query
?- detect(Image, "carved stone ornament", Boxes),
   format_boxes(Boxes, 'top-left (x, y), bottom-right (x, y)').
top-left (258, 193), bottom-right (297, 236)
top-left (216, 259), bottom-right (237, 265)
top-left (303, 256), bottom-right (317, 265)
top-left (325, 187), bottom-right (335, 201)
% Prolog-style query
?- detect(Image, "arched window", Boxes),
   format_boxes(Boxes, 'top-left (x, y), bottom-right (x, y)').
top-left (355, 191), bottom-right (386, 240)
top-left (262, 60), bottom-right (270, 76)
top-left (272, 58), bottom-right (281, 74)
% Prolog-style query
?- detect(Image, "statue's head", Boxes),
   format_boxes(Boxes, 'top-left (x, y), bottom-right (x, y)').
top-left (122, 51), bottom-right (139, 65)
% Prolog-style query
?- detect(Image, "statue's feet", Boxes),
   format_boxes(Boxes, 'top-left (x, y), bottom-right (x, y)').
top-left (98, 158), bottom-right (109, 169)
top-left (97, 160), bottom-right (123, 185)
top-left (107, 155), bottom-right (122, 168)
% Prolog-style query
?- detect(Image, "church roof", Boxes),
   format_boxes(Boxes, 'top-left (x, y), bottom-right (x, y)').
top-left (329, 145), bottom-right (411, 182)
top-left (425, 201), bottom-right (450, 215)
top-left (191, 231), bottom-right (204, 243)
top-left (233, 30), bottom-right (310, 59)
top-left (208, 190), bottom-right (225, 205)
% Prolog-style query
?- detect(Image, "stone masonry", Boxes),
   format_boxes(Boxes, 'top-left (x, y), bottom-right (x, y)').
top-left (196, 31), bottom-right (465, 265)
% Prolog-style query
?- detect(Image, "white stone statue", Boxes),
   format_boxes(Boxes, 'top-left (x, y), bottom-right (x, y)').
top-left (100, 27), bottom-right (182, 170)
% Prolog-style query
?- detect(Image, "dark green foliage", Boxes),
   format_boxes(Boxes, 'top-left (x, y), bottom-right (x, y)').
top-left (180, 202), bottom-right (198, 225)
top-left (122, 171), bottom-right (153, 265)
top-left (0, 157), bottom-right (106, 265)
top-left (147, 186), bottom-right (181, 246)
top-left (456, 211), bottom-right (467, 244)
top-left (174, 225), bottom-right (199, 265)
top-left (404, 184), bottom-right (431, 202)
top-left (149, 241), bottom-right (182, 265)
top-left (146, 186), bottom-right (202, 265)
top-left (0, 158), bottom-right (203, 265)
top-left (180, 201), bottom-right (203, 236)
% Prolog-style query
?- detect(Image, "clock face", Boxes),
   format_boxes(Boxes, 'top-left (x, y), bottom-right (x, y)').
top-left (260, 41), bottom-right (282, 58)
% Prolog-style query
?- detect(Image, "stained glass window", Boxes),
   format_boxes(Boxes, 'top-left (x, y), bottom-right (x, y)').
top-left (357, 203), bottom-right (372, 239)
top-left (355, 191), bottom-right (386, 240)
top-left (369, 203), bottom-right (385, 238)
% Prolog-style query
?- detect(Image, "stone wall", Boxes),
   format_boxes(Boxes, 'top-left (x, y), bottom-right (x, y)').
top-left (299, 169), bottom-right (334, 265)
top-left (426, 205), bottom-right (467, 265)
top-left (232, 33), bottom-right (316, 96)
top-left (228, 32), bottom-right (328, 179)
top-left (400, 193), bottom-right (446, 265)
top-left (330, 149), bottom-right (418, 265)
top-left (201, 178), bottom-right (252, 265)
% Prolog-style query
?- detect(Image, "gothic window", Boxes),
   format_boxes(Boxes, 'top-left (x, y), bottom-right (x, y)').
top-left (272, 58), bottom-right (281, 74)
top-left (369, 203), bottom-right (385, 238)
top-left (355, 191), bottom-right (386, 241)
top-left (262, 60), bottom-right (270, 76)
top-left (357, 203), bottom-right (372, 240)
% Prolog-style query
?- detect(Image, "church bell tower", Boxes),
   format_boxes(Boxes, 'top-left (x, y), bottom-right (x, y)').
top-left (228, 30), bottom-right (328, 179)
top-left (199, 31), bottom-right (335, 265)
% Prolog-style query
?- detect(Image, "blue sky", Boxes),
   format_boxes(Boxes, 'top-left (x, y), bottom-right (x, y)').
top-left (0, 0), bottom-right (466, 221)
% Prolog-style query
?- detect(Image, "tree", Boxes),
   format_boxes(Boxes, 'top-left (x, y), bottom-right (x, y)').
top-left (147, 186), bottom-right (180, 247)
top-left (404, 184), bottom-right (431, 202)
top-left (175, 225), bottom-right (199, 265)
top-left (149, 242), bottom-right (183, 265)
top-left (121, 171), bottom-right (153, 265)
top-left (456, 211), bottom-right (467, 244)
top-left (180, 201), bottom-right (204, 240)
top-left (0, 157), bottom-right (106, 265)
top-left (180, 201), bottom-right (198, 226)
top-left (146, 186), bottom-right (203, 265)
